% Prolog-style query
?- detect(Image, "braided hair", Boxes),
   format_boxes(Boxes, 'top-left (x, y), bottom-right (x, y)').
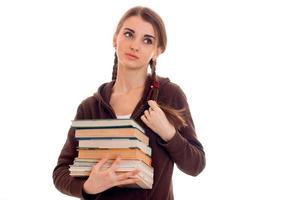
top-left (112, 52), bottom-right (118, 81)
top-left (148, 59), bottom-right (188, 129)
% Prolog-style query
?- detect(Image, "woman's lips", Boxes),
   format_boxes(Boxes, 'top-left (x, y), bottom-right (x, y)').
top-left (125, 53), bottom-right (139, 60)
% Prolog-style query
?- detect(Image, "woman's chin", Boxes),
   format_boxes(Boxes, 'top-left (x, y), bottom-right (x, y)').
top-left (119, 61), bottom-right (145, 70)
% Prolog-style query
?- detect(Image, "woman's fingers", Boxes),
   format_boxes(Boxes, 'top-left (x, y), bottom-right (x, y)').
top-left (116, 169), bottom-right (140, 186)
top-left (109, 156), bottom-right (121, 171)
top-left (141, 115), bottom-right (150, 127)
top-left (117, 169), bottom-right (140, 181)
top-left (148, 100), bottom-right (160, 112)
top-left (144, 110), bottom-right (150, 119)
top-left (141, 101), bottom-right (161, 124)
top-left (116, 178), bottom-right (140, 187)
top-left (93, 157), bottom-right (109, 171)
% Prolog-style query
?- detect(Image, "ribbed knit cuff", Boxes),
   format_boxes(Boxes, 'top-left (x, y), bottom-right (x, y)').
top-left (156, 131), bottom-right (186, 154)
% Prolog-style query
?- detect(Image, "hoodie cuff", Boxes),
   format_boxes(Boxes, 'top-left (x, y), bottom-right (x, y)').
top-left (157, 131), bottom-right (186, 154)
top-left (73, 178), bottom-right (100, 200)
top-left (82, 189), bottom-right (100, 200)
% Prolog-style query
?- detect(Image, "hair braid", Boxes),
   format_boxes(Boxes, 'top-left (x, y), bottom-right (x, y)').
top-left (112, 52), bottom-right (118, 81)
top-left (149, 59), bottom-right (188, 130)
top-left (149, 59), bottom-right (159, 100)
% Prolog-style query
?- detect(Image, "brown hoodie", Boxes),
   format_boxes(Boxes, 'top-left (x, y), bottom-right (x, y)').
top-left (53, 75), bottom-right (205, 200)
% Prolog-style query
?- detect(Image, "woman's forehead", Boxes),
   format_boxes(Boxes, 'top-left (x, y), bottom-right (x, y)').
top-left (121, 16), bottom-right (156, 37)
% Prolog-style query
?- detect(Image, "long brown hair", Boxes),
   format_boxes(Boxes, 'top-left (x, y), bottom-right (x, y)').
top-left (112, 6), bottom-right (187, 130)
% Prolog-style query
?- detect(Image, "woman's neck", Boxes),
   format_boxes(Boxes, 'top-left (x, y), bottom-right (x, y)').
top-left (113, 65), bottom-right (148, 94)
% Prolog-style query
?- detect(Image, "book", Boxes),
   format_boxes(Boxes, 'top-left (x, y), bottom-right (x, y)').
top-left (69, 119), bottom-right (154, 189)
top-left (71, 119), bottom-right (145, 133)
top-left (75, 128), bottom-right (149, 145)
top-left (69, 159), bottom-right (154, 189)
top-left (77, 148), bottom-right (152, 166)
top-left (78, 139), bottom-right (152, 156)
top-left (70, 158), bottom-right (154, 178)
top-left (70, 167), bottom-right (153, 184)
top-left (69, 170), bottom-right (152, 189)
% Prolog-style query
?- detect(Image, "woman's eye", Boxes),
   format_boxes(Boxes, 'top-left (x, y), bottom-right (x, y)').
top-left (144, 38), bottom-right (153, 44)
top-left (124, 32), bottom-right (133, 38)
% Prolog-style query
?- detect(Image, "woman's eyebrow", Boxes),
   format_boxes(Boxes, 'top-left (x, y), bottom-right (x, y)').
top-left (124, 28), bottom-right (156, 39)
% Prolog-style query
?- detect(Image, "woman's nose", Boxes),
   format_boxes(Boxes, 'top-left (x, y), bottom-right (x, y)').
top-left (130, 39), bottom-right (140, 52)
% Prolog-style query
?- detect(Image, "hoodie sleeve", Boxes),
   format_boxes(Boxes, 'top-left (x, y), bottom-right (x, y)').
top-left (157, 84), bottom-right (206, 176)
top-left (52, 104), bottom-right (95, 199)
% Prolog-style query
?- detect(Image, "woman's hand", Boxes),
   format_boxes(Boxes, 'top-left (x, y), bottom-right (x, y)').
top-left (141, 100), bottom-right (176, 142)
top-left (83, 157), bottom-right (140, 195)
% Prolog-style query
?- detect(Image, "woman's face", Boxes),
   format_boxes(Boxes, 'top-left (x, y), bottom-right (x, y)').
top-left (113, 16), bottom-right (161, 70)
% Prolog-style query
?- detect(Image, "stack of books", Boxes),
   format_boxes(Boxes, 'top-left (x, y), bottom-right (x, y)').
top-left (69, 119), bottom-right (153, 189)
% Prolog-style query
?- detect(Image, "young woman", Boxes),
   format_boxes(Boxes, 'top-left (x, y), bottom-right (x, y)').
top-left (53, 6), bottom-right (206, 200)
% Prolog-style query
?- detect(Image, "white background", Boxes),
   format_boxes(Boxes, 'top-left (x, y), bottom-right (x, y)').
top-left (0, 0), bottom-right (300, 199)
